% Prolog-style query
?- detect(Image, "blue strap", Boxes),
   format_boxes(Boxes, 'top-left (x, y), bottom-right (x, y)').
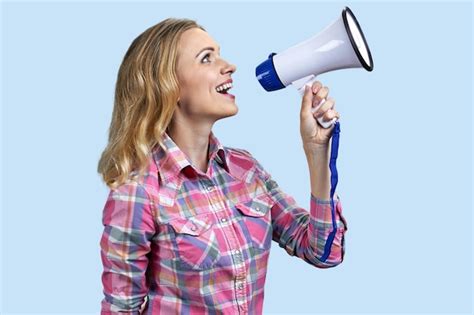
top-left (319, 120), bottom-right (340, 263)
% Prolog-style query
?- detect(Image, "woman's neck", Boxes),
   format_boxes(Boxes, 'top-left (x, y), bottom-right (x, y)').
top-left (166, 121), bottom-right (213, 173)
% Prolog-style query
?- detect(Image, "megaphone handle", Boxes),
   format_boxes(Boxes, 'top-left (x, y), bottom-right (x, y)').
top-left (295, 77), bottom-right (338, 129)
top-left (312, 98), bottom-right (338, 129)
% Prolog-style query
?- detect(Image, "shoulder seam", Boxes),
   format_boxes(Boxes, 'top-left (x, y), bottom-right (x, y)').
top-left (114, 180), bottom-right (159, 231)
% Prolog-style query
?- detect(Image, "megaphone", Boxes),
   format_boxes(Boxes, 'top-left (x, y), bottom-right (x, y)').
top-left (255, 6), bottom-right (374, 128)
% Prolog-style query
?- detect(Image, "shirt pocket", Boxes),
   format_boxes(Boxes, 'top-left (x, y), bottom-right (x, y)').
top-left (167, 213), bottom-right (221, 271)
top-left (235, 193), bottom-right (275, 252)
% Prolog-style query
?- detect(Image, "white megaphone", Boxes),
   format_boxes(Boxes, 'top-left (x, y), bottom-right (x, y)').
top-left (255, 6), bottom-right (374, 128)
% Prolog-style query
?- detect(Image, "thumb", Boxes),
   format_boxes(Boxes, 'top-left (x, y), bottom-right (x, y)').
top-left (300, 85), bottom-right (313, 115)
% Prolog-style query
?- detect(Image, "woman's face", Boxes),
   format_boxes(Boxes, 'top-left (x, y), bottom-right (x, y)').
top-left (175, 28), bottom-right (238, 125)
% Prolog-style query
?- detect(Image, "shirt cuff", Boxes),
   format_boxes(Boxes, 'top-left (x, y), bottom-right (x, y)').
top-left (310, 193), bottom-right (339, 205)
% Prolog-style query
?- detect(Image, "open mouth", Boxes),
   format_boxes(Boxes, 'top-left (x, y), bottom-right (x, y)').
top-left (215, 82), bottom-right (233, 95)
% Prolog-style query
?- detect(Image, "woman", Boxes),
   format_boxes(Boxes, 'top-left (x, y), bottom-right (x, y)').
top-left (97, 18), bottom-right (348, 314)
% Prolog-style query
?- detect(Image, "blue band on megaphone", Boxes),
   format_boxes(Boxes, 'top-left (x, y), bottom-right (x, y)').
top-left (255, 52), bottom-right (285, 92)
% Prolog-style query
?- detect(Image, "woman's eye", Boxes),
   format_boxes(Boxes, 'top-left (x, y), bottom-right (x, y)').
top-left (201, 53), bottom-right (211, 63)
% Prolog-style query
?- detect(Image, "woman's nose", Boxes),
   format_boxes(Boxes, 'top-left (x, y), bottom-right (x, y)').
top-left (221, 60), bottom-right (237, 75)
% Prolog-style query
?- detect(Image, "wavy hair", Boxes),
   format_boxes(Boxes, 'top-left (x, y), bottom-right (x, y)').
top-left (97, 18), bottom-right (205, 189)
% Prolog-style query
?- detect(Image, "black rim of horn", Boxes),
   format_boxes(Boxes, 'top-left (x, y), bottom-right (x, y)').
top-left (342, 6), bottom-right (374, 72)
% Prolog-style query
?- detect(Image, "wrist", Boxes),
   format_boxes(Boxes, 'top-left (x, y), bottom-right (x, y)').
top-left (303, 142), bottom-right (330, 156)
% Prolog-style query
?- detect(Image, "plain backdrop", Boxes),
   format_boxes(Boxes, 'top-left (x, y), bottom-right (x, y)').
top-left (1, 1), bottom-right (472, 314)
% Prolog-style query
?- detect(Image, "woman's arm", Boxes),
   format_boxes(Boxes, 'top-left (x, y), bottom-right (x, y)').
top-left (304, 143), bottom-right (333, 201)
top-left (299, 81), bottom-right (340, 201)
top-left (242, 149), bottom-right (347, 268)
top-left (100, 181), bottom-right (155, 314)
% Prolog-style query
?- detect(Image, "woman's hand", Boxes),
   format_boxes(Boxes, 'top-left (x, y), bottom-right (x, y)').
top-left (299, 80), bottom-right (340, 152)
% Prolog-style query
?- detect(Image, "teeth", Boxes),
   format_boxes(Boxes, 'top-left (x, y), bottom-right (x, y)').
top-left (216, 82), bottom-right (233, 93)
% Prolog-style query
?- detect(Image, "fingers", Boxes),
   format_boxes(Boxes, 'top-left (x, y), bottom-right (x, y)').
top-left (312, 86), bottom-right (329, 108)
top-left (307, 81), bottom-right (340, 123)
top-left (311, 81), bottom-right (323, 94)
top-left (313, 97), bottom-right (335, 117)
top-left (304, 81), bottom-right (340, 123)
top-left (312, 98), bottom-right (340, 122)
top-left (318, 108), bottom-right (340, 122)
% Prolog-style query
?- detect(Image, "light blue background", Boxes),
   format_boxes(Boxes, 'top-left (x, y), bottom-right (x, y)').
top-left (1, 1), bottom-right (472, 314)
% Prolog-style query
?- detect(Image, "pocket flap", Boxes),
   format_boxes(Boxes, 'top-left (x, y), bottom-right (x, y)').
top-left (168, 214), bottom-right (212, 236)
top-left (236, 193), bottom-right (275, 217)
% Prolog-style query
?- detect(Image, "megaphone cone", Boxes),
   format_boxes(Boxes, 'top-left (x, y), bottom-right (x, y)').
top-left (256, 6), bottom-right (373, 97)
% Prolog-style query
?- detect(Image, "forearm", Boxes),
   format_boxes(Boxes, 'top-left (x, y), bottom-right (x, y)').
top-left (304, 143), bottom-right (332, 200)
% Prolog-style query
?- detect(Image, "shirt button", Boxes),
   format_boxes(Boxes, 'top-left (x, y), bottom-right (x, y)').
top-left (221, 217), bottom-right (227, 223)
top-left (206, 185), bottom-right (214, 191)
top-left (255, 206), bottom-right (261, 211)
top-left (238, 283), bottom-right (244, 289)
top-left (234, 249), bottom-right (241, 255)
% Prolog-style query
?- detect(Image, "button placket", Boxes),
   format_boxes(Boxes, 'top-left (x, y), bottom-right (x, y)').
top-left (204, 180), bottom-right (248, 312)
top-left (235, 273), bottom-right (247, 309)
top-left (233, 249), bottom-right (243, 263)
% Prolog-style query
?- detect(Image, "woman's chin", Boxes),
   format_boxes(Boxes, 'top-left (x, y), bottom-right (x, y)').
top-left (223, 105), bottom-right (238, 117)
top-left (217, 101), bottom-right (238, 118)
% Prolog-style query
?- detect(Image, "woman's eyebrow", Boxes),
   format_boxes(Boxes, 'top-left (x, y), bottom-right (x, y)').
top-left (195, 46), bottom-right (221, 58)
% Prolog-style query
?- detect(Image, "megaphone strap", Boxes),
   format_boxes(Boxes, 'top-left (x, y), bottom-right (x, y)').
top-left (319, 120), bottom-right (340, 263)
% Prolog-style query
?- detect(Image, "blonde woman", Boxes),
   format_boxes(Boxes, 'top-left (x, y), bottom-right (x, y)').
top-left (98, 18), bottom-right (348, 314)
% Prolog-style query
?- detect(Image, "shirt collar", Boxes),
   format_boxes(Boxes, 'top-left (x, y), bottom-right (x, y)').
top-left (152, 130), bottom-right (229, 183)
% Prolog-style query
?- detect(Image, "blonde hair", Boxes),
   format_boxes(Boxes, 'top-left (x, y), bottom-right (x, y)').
top-left (97, 18), bottom-right (205, 189)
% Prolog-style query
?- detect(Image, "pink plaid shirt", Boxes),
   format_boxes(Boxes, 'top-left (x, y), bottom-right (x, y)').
top-left (100, 131), bottom-right (348, 314)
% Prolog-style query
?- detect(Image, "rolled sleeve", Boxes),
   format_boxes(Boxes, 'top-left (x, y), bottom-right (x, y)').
top-left (309, 193), bottom-right (348, 266)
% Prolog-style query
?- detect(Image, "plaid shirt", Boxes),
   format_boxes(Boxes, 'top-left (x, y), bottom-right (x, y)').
top-left (100, 131), bottom-right (348, 314)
